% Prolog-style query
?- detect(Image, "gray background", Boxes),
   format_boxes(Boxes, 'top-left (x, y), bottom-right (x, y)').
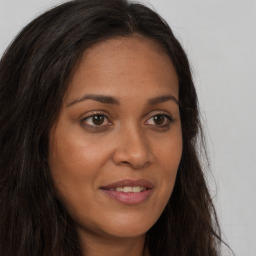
top-left (0, 0), bottom-right (255, 255)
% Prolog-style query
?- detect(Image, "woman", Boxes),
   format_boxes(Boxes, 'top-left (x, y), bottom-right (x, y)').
top-left (0, 0), bottom-right (224, 255)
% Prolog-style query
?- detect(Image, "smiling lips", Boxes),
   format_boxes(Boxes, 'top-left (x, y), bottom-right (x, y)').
top-left (100, 179), bottom-right (154, 205)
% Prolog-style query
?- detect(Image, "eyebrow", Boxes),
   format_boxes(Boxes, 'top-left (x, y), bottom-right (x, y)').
top-left (148, 95), bottom-right (179, 106)
top-left (66, 94), bottom-right (179, 107)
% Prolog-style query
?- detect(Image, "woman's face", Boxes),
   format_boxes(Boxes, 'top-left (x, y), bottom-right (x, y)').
top-left (48, 36), bottom-right (182, 239)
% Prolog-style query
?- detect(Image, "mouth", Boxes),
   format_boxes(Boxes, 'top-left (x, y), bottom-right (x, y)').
top-left (107, 186), bottom-right (148, 192)
top-left (100, 179), bottom-right (154, 205)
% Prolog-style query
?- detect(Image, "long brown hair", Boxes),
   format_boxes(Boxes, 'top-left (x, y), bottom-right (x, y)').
top-left (0, 0), bottom-right (224, 255)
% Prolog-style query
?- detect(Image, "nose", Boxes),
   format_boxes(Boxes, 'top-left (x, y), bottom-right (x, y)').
top-left (112, 125), bottom-right (153, 169)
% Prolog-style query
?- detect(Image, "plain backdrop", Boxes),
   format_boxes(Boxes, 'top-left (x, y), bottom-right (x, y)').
top-left (0, 0), bottom-right (255, 255)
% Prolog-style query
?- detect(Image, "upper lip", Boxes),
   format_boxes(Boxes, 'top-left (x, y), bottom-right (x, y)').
top-left (100, 179), bottom-right (154, 190)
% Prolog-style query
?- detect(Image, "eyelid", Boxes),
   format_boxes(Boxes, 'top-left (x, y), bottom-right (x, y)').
top-left (144, 111), bottom-right (176, 126)
top-left (79, 110), bottom-right (111, 118)
top-left (80, 111), bottom-right (112, 127)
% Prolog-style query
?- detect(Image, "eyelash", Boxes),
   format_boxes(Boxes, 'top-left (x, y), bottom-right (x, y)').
top-left (81, 111), bottom-right (111, 128)
top-left (81, 111), bottom-right (175, 130)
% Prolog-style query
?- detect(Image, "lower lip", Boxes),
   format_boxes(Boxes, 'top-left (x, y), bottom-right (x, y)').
top-left (100, 189), bottom-right (153, 205)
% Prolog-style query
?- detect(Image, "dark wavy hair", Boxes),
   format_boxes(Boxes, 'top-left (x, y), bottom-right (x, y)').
top-left (0, 0), bottom-right (223, 255)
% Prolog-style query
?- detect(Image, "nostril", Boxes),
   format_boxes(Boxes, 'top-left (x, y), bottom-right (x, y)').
top-left (120, 160), bottom-right (130, 165)
top-left (118, 159), bottom-right (151, 170)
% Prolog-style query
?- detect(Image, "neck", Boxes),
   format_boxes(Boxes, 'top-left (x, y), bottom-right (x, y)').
top-left (77, 227), bottom-right (150, 256)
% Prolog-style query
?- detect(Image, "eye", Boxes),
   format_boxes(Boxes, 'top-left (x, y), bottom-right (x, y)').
top-left (81, 113), bottom-right (111, 127)
top-left (145, 113), bottom-right (174, 127)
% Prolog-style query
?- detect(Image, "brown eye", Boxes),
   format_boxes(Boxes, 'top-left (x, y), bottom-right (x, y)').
top-left (82, 114), bottom-right (111, 127)
top-left (91, 115), bottom-right (105, 125)
top-left (145, 113), bottom-right (174, 127)
top-left (153, 115), bottom-right (165, 125)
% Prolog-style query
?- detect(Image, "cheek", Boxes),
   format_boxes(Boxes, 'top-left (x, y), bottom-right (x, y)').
top-left (155, 131), bottom-right (182, 198)
top-left (48, 135), bottom-right (103, 224)
top-left (48, 130), bottom-right (94, 201)
top-left (156, 129), bottom-right (182, 170)
top-left (49, 128), bottom-right (102, 177)
top-left (48, 126), bottom-right (115, 206)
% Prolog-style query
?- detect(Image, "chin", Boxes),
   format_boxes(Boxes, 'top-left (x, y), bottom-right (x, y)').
top-left (76, 213), bottom-right (155, 239)
top-left (99, 215), bottom-right (155, 238)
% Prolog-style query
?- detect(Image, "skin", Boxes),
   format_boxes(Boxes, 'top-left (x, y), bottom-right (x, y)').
top-left (48, 35), bottom-right (182, 256)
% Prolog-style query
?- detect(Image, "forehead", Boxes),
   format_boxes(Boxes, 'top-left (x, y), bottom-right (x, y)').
top-left (65, 35), bottom-right (179, 103)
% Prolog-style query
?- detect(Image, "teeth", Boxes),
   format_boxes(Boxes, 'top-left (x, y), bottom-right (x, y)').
top-left (132, 186), bottom-right (141, 192)
top-left (112, 186), bottom-right (145, 192)
top-left (123, 186), bottom-right (132, 192)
